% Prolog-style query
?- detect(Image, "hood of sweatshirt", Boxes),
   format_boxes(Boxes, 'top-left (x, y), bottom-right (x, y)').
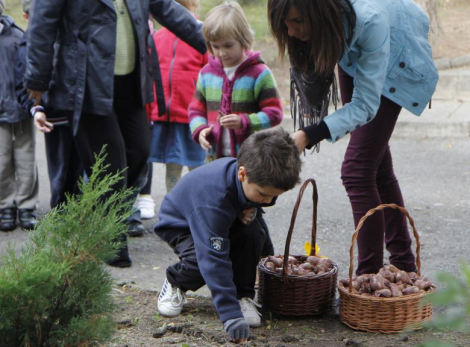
top-left (208, 50), bottom-right (265, 76)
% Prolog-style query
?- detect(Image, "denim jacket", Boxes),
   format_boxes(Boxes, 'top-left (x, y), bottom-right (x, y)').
top-left (324, 0), bottom-right (439, 142)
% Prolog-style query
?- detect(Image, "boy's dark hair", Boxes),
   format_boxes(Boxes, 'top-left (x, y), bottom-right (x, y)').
top-left (237, 127), bottom-right (302, 191)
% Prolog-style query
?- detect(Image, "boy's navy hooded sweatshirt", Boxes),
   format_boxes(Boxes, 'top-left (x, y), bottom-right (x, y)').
top-left (154, 157), bottom-right (275, 323)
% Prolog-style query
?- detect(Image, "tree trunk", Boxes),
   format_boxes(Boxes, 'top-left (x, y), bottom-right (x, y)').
top-left (414, 0), bottom-right (443, 45)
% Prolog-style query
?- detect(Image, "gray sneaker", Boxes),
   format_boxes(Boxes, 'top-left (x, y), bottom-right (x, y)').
top-left (238, 297), bottom-right (262, 327)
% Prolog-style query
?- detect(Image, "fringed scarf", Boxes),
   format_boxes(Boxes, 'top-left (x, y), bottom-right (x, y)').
top-left (290, 66), bottom-right (338, 152)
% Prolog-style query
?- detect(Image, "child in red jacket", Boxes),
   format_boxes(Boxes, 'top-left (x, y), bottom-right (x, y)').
top-left (144, 0), bottom-right (208, 199)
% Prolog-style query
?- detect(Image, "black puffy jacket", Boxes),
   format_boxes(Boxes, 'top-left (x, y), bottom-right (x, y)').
top-left (25, 0), bottom-right (206, 132)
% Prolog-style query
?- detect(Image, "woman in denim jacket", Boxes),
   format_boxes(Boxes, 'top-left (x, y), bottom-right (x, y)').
top-left (268, 0), bottom-right (439, 276)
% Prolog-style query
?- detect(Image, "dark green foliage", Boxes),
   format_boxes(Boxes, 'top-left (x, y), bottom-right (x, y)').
top-left (0, 149), bottom-right (134, 347)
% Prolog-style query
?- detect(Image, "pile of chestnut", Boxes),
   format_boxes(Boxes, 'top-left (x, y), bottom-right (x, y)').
top-left (263, 255), bottom-right (334, 276)
top-left (339, 264), bottom-right (435, 297)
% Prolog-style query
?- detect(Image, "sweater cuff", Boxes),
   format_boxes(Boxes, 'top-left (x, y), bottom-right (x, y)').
top-left (25, 77), bottom-right (49, 92)
top-left (300, 121), bottom-right (330, 149)
top-left (30, 105), bottom-right (45, 117)
top-left (192, 125), bottom-right (208, 144)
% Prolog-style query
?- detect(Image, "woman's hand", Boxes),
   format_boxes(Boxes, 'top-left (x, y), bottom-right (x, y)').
top-left (219, 113), bottom-right (242, 129)
top-left (28, 89), bottom-right (43, 106)
top-left (290, 130), bottom-right (310, 152)
top-left (198, 125), bottom-right (214, 151)
top-left (34, 112), bottom-right (54, 133)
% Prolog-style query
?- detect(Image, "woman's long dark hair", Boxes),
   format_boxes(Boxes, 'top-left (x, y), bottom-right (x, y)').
top-left (268, 0), bottom-right (356, 77)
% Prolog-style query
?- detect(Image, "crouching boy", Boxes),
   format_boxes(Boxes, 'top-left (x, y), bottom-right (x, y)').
top-left (154, 128), bottom-right (302, 343)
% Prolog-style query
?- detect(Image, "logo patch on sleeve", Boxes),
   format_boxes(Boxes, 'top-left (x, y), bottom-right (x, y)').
top-left (209, 237), bottom-right (224, 251)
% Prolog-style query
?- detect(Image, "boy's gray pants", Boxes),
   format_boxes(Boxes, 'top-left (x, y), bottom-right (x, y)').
top-left (0, 119), bottom-right (38, 210)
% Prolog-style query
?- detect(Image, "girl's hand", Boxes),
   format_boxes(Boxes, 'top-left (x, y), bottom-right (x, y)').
top-left (238, 207), bottom-right (256, 225)
top-left (198, 125), bottom-right (214, 151)
top-left (34, 112), bottom-right (54, 133)
top-left (290, 130), bottom-right (309, 152)
top-left (219, 113), bottom-right (242, 129)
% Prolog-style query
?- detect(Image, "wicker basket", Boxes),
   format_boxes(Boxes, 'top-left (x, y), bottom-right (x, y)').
top-left (338, 203), bottom-right (435, 333)
top-left (258, 178), bottom-right (338, 316)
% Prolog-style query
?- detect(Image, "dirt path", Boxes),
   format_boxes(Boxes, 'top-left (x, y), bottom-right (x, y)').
top-left (109, 285), bottom-right (469, 347)
top-left (432, 1), bottom-right (470, 60)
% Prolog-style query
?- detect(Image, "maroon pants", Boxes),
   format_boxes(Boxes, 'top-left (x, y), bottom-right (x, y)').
top-left (338, 66), bottom-right (416, 275)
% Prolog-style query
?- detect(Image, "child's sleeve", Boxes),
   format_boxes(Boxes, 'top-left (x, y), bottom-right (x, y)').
top-left (237, 67), bottom-right (283, 135)
top-left (187, 205), bottom-right (244, 323)
top-left (14, 39), bottom-right (33, 112)
top-left (188, 72), bottom-right (210, 143)
top-left (25, 0), bottom-right (64, 92)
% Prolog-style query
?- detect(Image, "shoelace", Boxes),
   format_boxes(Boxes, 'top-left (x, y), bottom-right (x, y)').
top-left (240, 298), bottom-right (261, 316)
top-left (171, 288), bottom-right (187, 306)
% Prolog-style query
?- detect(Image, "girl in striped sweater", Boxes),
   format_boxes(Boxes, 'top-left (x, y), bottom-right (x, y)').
top-left (188, 1), bottom-right (283, 163)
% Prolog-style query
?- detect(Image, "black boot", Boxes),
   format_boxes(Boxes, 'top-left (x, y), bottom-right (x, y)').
top-left (106, 235), bottom-right (132, 268)
top-left (128, 220), bottom-right (145, 237)
top-left (19, 209), bottom-right (37, 230)
top-left (0, 207), bottom-right (17, 232)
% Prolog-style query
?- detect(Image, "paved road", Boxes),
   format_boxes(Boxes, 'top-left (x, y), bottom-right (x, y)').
top-left (2, 117), bottom-right (467, 296)
top-left (2, 64), bottom-right (470, 294)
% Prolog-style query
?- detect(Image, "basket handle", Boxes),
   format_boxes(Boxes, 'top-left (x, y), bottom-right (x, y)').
top-left (282, 178), bottom-right (318, 283)
top-left (347, 203), bottom-right (421, 293)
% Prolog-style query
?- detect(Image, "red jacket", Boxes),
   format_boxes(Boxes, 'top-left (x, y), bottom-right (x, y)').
top-left (148, 25), bottom-right (209, 124)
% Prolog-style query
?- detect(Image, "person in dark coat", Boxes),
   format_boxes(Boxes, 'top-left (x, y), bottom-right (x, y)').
top-left (24, 0), bottom-right (207, 268)
top-left (0, 1), bottom-right (38, 232)
top-left (15, 0), bottom-right (83, 210)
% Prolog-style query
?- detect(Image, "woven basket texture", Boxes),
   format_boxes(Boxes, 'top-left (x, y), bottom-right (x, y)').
top-left (338, 203), bottom-right (434, 333)
top-left (258, 178), bottom-right (338, 316)
top-left (259, 256), bottom-right (338, 316)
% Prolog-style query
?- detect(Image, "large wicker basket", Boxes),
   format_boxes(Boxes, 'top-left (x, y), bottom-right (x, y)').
top-left (338, 203), bottom-right (435, 333)
top-left (258, 178), bottom-right (338, 316)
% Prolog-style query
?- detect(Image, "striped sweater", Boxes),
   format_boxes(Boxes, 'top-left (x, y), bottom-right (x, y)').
top-left (189, 51), bottom-right (283, 161)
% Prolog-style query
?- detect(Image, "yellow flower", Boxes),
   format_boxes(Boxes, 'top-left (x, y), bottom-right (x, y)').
top-left (304, 242), bottom-right (328, 258)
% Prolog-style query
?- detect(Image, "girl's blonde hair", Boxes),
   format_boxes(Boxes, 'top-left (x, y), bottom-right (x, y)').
top-left (202, 1), bottom-right (254, 54)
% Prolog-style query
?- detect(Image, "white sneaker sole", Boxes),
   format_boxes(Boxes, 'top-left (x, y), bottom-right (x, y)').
top-left (158, 303), bottom-right (182, 317)
top-left (140, 209), bottom-right (155, 219)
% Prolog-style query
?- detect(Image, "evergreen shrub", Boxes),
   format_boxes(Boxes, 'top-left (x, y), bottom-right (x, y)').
top-left (0, 149), bottom-right (133, 347)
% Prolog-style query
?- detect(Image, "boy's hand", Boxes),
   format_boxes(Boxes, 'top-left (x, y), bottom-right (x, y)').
top-left (219, 113), bottom-right (242, 129)
top-left (238, 207), bottom-right (256, 225)
top-left (34, 112), bottom-right (54, 133)
top-left (224, 317), bottom-right (250, 343)
top-left (198, 125), bottom-right (214, 151)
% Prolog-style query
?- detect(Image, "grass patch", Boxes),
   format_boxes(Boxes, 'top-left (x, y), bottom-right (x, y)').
top-left (4, 0), bottom-right (271, 42)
